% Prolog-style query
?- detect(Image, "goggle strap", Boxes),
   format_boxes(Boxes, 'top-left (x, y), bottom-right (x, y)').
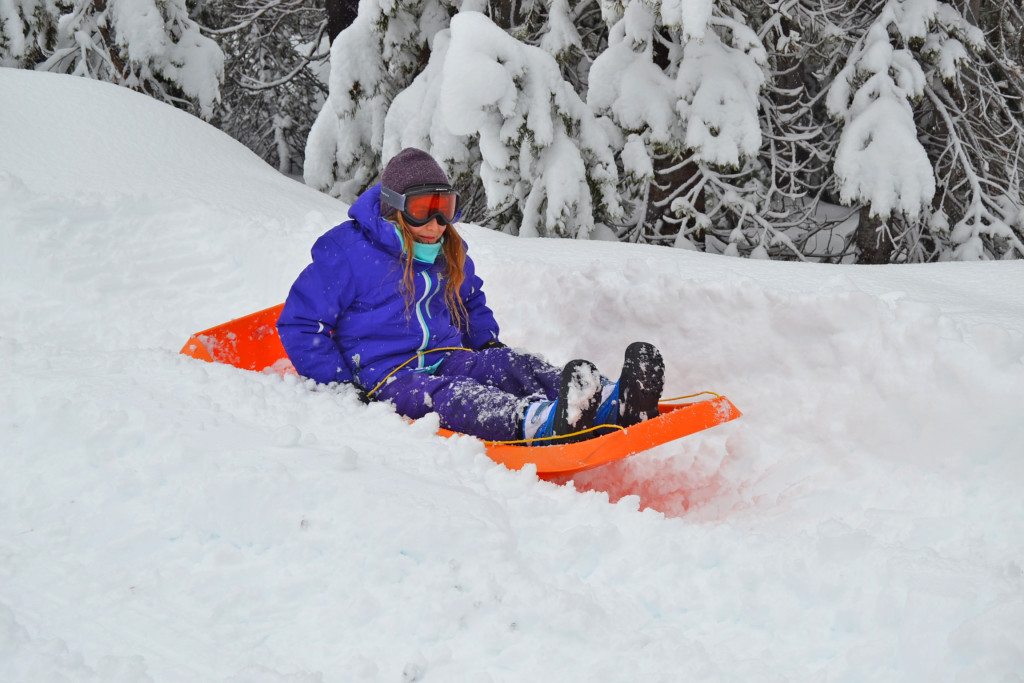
top-left (380, 185), bottom-right (406, 212)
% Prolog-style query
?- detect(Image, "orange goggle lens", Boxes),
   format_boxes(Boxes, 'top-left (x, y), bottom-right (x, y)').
top-left (404, 192), bottom-right (458, 224)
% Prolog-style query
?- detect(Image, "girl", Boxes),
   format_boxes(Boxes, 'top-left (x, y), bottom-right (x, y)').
top-left (278, 147), bottom-right (664, 444)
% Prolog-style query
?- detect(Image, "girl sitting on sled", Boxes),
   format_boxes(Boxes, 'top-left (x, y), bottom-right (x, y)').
top-left (278, 148), bottom-right (664, 444)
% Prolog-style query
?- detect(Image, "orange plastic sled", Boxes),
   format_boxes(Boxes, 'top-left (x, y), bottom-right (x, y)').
top-left (180, 304), bottom-right (742, 478)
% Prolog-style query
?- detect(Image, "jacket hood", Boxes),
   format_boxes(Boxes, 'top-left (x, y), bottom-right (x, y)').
top-left (348, 184), bottom-right (404, 259)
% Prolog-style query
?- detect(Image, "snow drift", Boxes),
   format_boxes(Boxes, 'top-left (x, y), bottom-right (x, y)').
top-left (2, 69), bottom-right (1023, 680)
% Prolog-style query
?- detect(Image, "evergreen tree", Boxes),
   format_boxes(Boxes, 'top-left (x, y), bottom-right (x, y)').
top-left (195, 0), bottom-right (331, 174)
top-left (828, 0), bottom-right (1024, 261)
top-left (21, 0), bottom-right (225, 118)
top-left (588, 0), bottom-right (770, 252)
top-left (304, 0), bottom-right (455, 199)
top-left (306, 0), bottom-right (623, 238)
top-left (0, 0), bottom-right (56, 67)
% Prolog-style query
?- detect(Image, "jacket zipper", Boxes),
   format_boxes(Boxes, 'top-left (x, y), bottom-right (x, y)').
top-left (415, 271), bottom-right (432, 369)
top-left (424, 275), bottom-right (441, 319)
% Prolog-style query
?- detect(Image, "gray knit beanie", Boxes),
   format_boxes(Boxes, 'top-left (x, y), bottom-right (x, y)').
top-left (380, 148), bottom-right (450, 196)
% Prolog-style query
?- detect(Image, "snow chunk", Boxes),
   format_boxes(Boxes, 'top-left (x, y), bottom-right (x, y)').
top-left (564, 361), bottom-right (601, 427)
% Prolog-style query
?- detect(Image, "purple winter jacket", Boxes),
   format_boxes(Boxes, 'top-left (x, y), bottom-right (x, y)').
top-left (277, 183), bottom-right (500, 389)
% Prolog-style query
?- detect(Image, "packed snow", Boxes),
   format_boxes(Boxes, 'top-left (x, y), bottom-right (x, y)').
top-left (2, 69), bottom-right (1024, 680)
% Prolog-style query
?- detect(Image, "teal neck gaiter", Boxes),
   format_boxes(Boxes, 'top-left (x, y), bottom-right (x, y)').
top-left (393, 225), bottom-right (444, 264)
top-left (412, 239), bottom-right (443, 264)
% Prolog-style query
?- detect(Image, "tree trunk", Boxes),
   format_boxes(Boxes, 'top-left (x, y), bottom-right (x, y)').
top-left (645, 33), bottom-right (703, 245)
top-left (855, 207), bottom-right (895, 263)
top-left (325, 0), bottom-right (358, 43)
top-left (644, 152), bottom-right (704, 244)
top-left (488, 0), bottom-right (518, 30)
top-left (92, 0), bottom-right (130, 84)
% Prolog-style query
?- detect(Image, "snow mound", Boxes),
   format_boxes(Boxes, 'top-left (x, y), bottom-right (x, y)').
top-left (2, 69), bottom-right (1023, 680)
top-left (0, 68), bottom-right (329, 215)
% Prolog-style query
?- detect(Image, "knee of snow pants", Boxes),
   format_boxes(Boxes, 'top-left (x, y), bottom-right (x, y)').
top-left (435, 347), bottom-right (562, 400)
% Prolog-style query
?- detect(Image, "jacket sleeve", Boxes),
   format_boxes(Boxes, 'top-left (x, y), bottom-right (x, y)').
top-left (459, 252), bottom-right (501, 349)
top-left (277, 232), bottom-right (357, 385)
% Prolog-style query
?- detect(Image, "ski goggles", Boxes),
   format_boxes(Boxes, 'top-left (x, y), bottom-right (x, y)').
top-left (381, 184), bottom-right (461, 226)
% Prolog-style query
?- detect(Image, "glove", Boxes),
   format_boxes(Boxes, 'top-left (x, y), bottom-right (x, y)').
top-left (480, 339), bottom-right (507, 350)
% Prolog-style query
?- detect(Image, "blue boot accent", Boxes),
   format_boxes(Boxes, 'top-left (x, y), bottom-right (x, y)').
top-left (527, 359), bottom-right (603, 445)
top-left (528, 399), bottom-right (559, 440)
top-left (595, 382), bottom-right (619, 426)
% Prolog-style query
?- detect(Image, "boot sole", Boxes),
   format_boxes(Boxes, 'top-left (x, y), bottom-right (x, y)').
top-left (619, 342), bottom-right (665, 428)
top-left (551, 359), bottom-right (603, 444)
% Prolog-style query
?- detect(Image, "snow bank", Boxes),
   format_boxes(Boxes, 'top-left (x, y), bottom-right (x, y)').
top-left (2, 69), bottom-right (1023, 680)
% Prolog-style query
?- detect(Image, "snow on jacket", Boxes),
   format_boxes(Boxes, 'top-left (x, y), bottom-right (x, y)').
top-left (278, 183), bottom-right (500, 390)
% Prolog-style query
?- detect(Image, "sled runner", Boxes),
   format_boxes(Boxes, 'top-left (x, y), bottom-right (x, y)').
top-left (180, 304), bottom-right (742, 479)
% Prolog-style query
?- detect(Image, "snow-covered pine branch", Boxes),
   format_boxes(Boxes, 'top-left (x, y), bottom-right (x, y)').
top-left (733, 0), bottom-right (860, 261)
top-left (920, 3), bottom-right (1024, 260)
top-left (304, 0), bottom-right (455, 200)
top-left (195, 0), bottom-right (329, 174)
top-left (384, 10), bottom-right (622, 238)
top-left (588, 0), bottom-right (767, 251)
top-left (26, 0), bottom-right (224, 118)
top-left (827, 0), bottom-right (1024, 261)
top-left (0, 0), bottom-right (53, 67)
top-left (826, 2), bottom-right (935, 223)
top-left (678, 15), bottom-right (764, 168)
top-left (382, 27), bottom-right (483, 218)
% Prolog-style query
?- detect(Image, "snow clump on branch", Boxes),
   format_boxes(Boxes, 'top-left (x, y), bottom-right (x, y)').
top-left (305, 0), bottom-right (453, 200)
top-left (589, 0), bottom-right (766, 246)
top-left (385, 10), bottom-right (623, 239)
top-left (14, 0), bottom-right (224, 117)
top-left (826, 2), bottom-right (935, 220)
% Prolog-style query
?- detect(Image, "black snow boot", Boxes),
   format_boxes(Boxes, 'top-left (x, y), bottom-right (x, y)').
top-left (552, 359), bottom-right (603, 442)
top-left (617, 342), bottom-right (665, 428)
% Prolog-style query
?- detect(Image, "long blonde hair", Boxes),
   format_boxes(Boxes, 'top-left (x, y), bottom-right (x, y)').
top-left (393, 212), bottom-right (469, 330)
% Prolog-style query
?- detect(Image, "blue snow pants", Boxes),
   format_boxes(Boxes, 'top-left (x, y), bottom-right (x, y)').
top-left (373, 347), bottom-right (563, 441)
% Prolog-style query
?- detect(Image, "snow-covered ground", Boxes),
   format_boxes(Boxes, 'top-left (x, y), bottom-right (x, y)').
top-left (2, 68), bottom-right (1023, 681)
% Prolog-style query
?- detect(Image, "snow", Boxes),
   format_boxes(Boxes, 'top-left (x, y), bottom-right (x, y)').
top-left (407, 11), bottom-right (621, 238)
top-left (22, 0), bottom-right (223, 117)
top-left (563, 361), bottom-right (602, 428)
top-left (659, 0), bottom-right (713, 40)
top-left (2, 68), bottom-right (1024, 680)
top-left (588, 3), bottom-right (765, 169)
top-left (676, 18), bottom-right (765, 168)
top-left (0, 0), bottom-right (32, 63)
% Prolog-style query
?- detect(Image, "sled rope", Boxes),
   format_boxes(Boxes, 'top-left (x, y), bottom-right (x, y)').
top-left (488, 423), bottom-right (625, 446)
top-left (662, 390), bottom-right (723, 401)
top-left (495, 393), bottom-right (727, 446)
top-left (365, 346), bottom-right (473, 398)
